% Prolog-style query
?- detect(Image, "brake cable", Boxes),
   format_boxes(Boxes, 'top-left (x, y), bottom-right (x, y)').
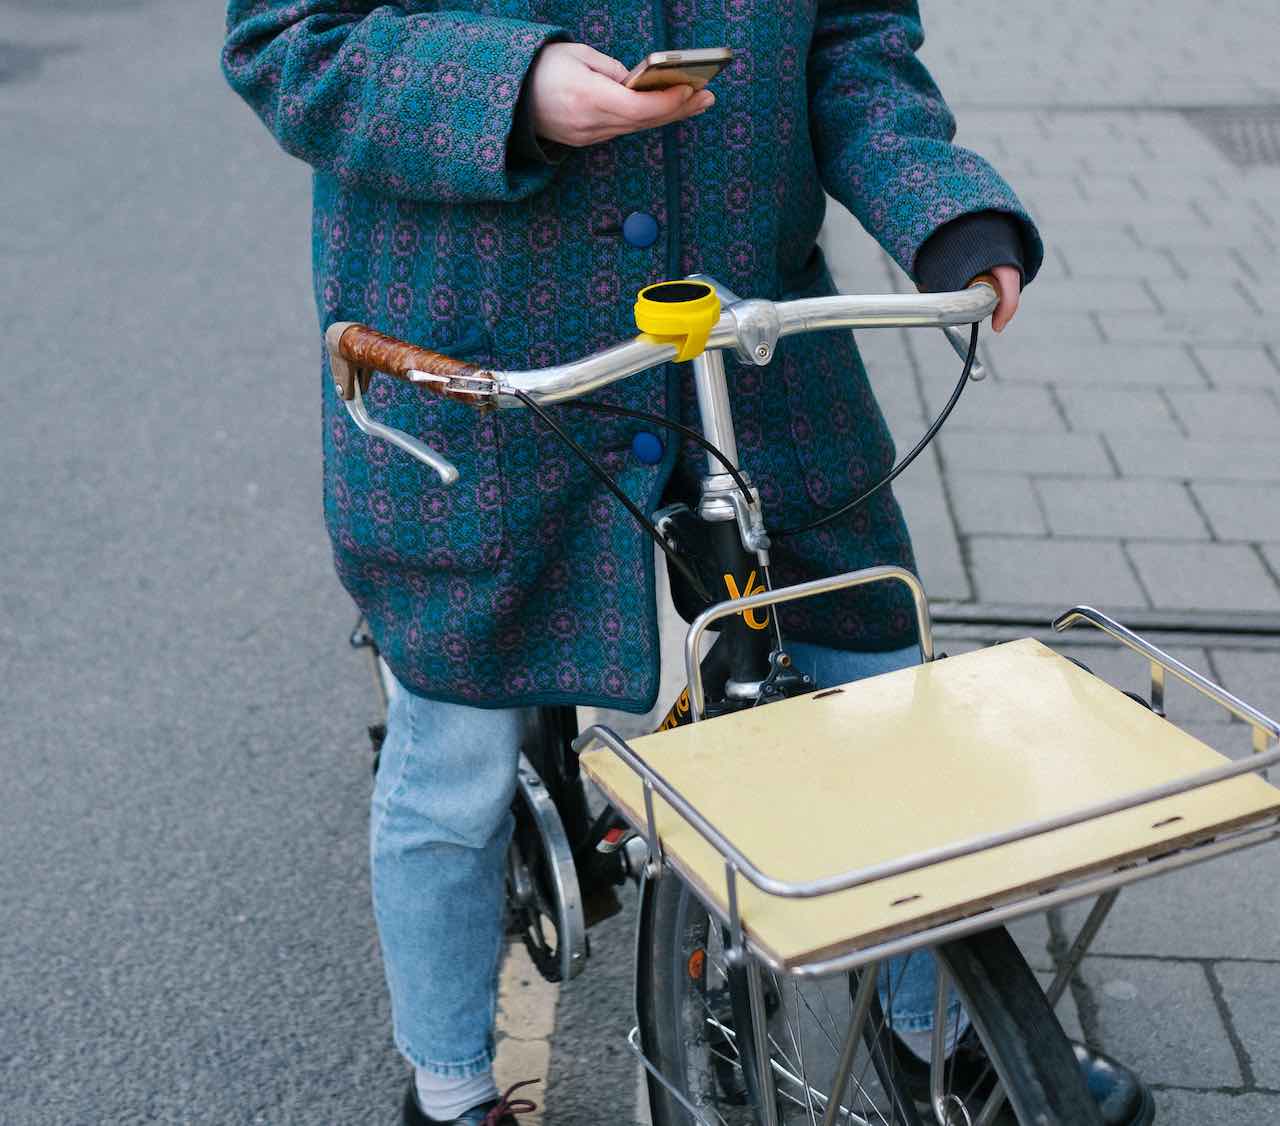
top-left (511, 319), bottom-right (979, 571)
top-left (508, 387), bottom-right (715, 604)
top-left (769, 321), bottom-right (980, 539)
top-left (554, 399), bottom-right (754, 501)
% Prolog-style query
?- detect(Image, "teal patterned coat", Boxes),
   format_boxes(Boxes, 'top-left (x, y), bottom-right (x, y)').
top-left (223, 1), bottom-right (1042, 712)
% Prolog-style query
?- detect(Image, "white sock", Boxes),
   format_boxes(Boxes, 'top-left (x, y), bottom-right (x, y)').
top-left (414, 1068), bottom-right (500, 1121)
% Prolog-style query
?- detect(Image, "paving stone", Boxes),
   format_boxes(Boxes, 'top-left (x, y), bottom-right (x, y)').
top-left (864, 368), bottom-right (924, 425)
top-left (1166, 389), bottom-right (1280, 439)
top-left (939, 431), bottom-right (1114, 476)
top-left (1105, 434), bottom-right (1280, 483)
top-left (1153, 1091), bottom-right (1280, 1125)
top-left (1036, 479), bottom-right (1207, 540)
top-left (967, 537), bottom-right (1148, 608)
top-left (1034, 970), bottom-right (1085, 1042)
top-left (1235, 243), bottom-right (1280, 287)
top-left (1055, 386), bottom-right (1180, 433)
top-left (1192, 483), bottom-right (1280, 542)
top-left (1040, 228), bottom-right (1145, 265)
top-left (853, 326), bottom-right (915, 379)
top-left (893, 448), bottom-right (972, 602)
top-left (1130, 219), bottom-right (1274, 252)
top-left (1146, 279), bottom-right (1258, 316)
top-left (1020, 280), bottom-right (1157, 315)
top-left (1207, 649), bottom-right (1280, 722)
top-left (1077, 176), bottom-right (1146, 206)
top-left (948, 473), bottom-right (1046, 536)
top-left (1026, 247), bottom-right (1070, 284)
top-left (1061, 841), bottom-right (1280, 961)
top-left (1194, 346), bottom-right (1280, 388)
top-left (1076, 957), bottom-right (1240, 1088)
top-left (1098, 312), bottom-right (1279, 348)
top-left (985, 340), bottom-right (1207, 389)
top-left (1213, 962), bottom-right (1280, 1089)
top-left (1126, 542), bottom-right (1280, 612)
top-left (1055, 245), bottom-right (1181, 281)
top-left (922, 381), bottom-right (1065, 433)
top-left (983, 312), bottom-right (1103, 346)
top-left (1165, 249), bottom-right (1256, 282)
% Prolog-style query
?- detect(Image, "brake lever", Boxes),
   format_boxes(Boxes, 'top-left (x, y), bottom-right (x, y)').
top-left (940, 325), bottom-right (986, 381)
top-left (342, 382), bottom-right (460, 485)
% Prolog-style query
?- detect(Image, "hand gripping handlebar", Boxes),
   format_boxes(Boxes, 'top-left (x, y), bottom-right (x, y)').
top-left (323, 278), bottom-right (999, 484)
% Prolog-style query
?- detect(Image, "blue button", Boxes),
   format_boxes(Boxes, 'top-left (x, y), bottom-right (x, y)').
top-left (622, 211), bottom-right (660, 249)
top-left (631, 431), bottom-right (665, 465)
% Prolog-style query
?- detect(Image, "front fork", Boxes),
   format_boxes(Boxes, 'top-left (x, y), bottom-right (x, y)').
top-left (653, 491), bottom-right (813, 731)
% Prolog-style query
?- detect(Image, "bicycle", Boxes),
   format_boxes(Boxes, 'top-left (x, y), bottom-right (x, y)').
top-left (329, 276), bottom-right (1280, 1126)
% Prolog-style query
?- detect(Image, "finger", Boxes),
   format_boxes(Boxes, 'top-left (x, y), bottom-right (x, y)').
top-left (567, 43), bottom-right (630, 83)
top-left (642, 89), bottom-right (716, 131)
top-left (600, 86), bottom-right (714, 132)
top-left (990, 266), bottom-right (1022, 333)
top-left (592, 77), bottom-right (697, 124)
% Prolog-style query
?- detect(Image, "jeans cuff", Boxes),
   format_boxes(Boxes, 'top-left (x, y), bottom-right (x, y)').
top-left (397, 1037), bottom-right (494, 1079)
top-left (885, 1001), bottom-right (964, 1033)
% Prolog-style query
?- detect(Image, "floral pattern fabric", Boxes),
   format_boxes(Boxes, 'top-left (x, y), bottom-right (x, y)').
top-left (223, 0), bottom-right (1042, 712)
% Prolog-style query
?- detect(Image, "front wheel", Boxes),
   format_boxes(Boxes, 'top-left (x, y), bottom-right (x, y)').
top-left (637, 873), bottom-right (1103, 1126)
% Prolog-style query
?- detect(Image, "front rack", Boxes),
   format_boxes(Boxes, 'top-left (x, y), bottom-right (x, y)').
top-left (576, 581), bottom-right (1280, 980)
top-left (576, 575), bottom-right (1280, 1126)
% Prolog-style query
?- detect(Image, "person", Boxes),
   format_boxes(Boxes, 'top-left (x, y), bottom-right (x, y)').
top-left (222, 5), bottom-right (1152, 1124)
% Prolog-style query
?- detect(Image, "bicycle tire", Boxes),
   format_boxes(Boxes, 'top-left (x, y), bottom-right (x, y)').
top-left (638, 873), bottom-right (1103, 1126)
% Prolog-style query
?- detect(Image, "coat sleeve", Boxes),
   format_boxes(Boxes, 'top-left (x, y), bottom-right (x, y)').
top-left (221, 2), bottom-right (570, 203)
top-left (808, 1), bottom-right (1043, 284)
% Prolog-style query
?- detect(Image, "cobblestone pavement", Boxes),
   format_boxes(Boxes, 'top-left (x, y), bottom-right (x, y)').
top-left (820, 1), bottom-right (1280, 628)
top-left (803, 5), bottom-right (1280, 1122)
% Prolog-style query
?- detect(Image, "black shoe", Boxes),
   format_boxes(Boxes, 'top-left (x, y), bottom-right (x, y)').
top-left (402, 1079), bottom-right (539, 1126)
top-left (1073, 1043), bottom-right (1156, 1126)
top-left (886, 1031), bottom-right (1154, 1125)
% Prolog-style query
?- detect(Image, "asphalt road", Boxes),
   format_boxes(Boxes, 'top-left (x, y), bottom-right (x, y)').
top-left (0, 2), bottom-right (549, 1122)
top-left (0, 2), bottom-right (693, 1121)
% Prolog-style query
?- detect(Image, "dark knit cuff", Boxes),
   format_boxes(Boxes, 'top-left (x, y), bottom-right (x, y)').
top-left (913, 210), bottom-right (1028, 293)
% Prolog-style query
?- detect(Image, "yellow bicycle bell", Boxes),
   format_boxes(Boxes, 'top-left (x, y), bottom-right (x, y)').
top-left (634, 280), bottom-right (721, 362)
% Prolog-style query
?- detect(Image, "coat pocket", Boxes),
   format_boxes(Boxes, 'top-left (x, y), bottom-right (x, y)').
top-left (323, 325), bottom-right (508, 575)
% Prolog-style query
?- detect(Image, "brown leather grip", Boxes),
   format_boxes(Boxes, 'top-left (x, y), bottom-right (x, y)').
top-left (324, 321), bottom-right (492, 402)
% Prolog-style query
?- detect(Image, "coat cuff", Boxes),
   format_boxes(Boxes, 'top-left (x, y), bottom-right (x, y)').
top-left (913, 210), bottom-right (1031, 293)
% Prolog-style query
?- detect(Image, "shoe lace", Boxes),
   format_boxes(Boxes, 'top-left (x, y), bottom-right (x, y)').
top-left (480, 1080), bottom-right (539, 1125)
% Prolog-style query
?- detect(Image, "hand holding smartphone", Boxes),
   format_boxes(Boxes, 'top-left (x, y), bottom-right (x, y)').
top-left (525, 43), bottom-right (726, 148)
top-left (624, 48), bottom-right (734, 92)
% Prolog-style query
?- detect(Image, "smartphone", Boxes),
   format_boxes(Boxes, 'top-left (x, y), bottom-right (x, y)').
top-left (623, 48), bottom-right (734, 92)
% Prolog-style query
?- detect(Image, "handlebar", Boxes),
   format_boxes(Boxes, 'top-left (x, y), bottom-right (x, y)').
top-left (325, 277), bottom-right (998, 482)
top-left (325, 321), bottom-right (496, 402)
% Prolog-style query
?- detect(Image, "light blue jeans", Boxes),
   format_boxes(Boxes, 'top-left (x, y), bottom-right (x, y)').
top-left (371, 641), bottom-right (947, 1076)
